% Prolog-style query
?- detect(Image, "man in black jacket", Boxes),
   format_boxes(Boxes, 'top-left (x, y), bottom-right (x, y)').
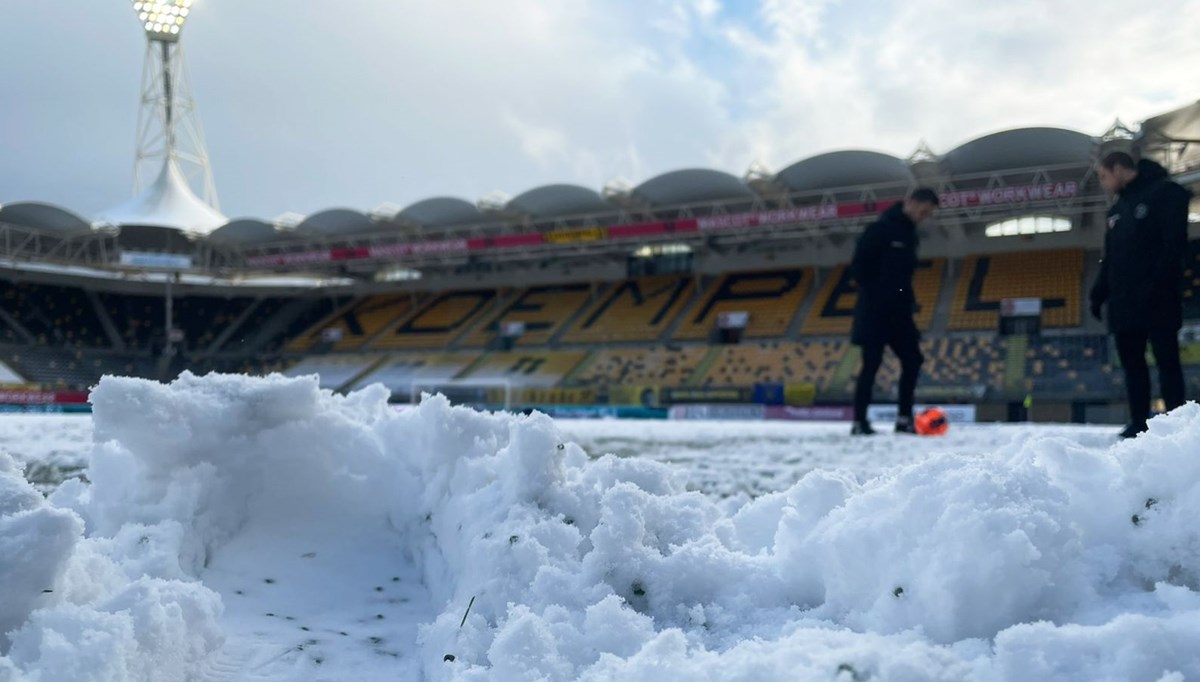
top-left (849, 188), bottom-right (939, 435)
top-left (1090, 151), bottom-right (1193, 438)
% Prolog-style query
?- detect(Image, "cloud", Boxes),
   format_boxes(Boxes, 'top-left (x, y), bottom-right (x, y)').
top-left (1, 1), bottom-right (1198, 219)
top-left (710, 0), bottom-right (1200, 173)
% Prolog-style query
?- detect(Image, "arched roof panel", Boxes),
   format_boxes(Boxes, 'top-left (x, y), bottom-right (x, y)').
top-left (633, 169), bottom-right (754, 206)
top-left (208, 219), bottom-right (280, 245)
top-left (944, 127), bottom-right (1096, 175)
top-left (506, 184), bottom-right (614, 217)
top-left (0, 202), bottom-right (92, 236)
top-left (294, 208), bottom-right (373, 237)
top-left (396, 197), bottom-right (484, 227)
top-left (776, 150), bottom-right (913, 192)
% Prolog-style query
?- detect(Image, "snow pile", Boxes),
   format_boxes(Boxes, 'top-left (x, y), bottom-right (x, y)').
top-left (412, 400), bottom-right (1200, 681)
top-left (0, 448), bottom-right (221, 681)
top-left (2, 372), bottom-right (1200, 681)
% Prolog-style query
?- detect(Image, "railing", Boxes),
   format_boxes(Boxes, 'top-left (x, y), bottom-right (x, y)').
top-left (0, 160), bottom-right (1121, 277)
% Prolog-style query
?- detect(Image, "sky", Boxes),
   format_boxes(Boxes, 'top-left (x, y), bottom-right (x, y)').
top-left (2, 0), bottom-right (1199, 220)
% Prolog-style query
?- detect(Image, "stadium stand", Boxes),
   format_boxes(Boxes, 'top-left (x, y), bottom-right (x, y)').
top-left (800, 265), bottom-right (856, 336)
top-left (97, 292), bottom-right (166, 349)
top-left (949, 249), bottom-right (1084, 330)
top-left (801, 259), bottom-right (944, 336)
top-left (0, 247), bottom-right (1168, 406)
top-left (561, 276), bottom-right (695, 343)
top-left (248, 297), bottom-right (352, 355)
top-left (700, 340), bottom-right (847, 388)
top-left (829, 334), bottom-right (1006, 399)
top-left (459, 350), bottom-right (588, 387)
top-left (1024, 334), bottom-right (1115, 399)
top-left (2, 346), bottom-right (157, 390)
top-left (284, 354), bottom-right (381, 390)
top-left (0, 316), bottom-right (19, 346)
top-left (922, 334), bottom-right (1007, 395)
top-left (1183, 240), bottom-right (1200, 319)
top-left (568, 345), bottom-right (708, 388)
top-left (1186, 365), bottom-right (1200, 403)
top-left (287, 295), bottom-right (420, 353)
top-left (369, 289), bottom-right (498, 350)
top-left (673, 268), bottom-right (812, 340)
top-left (461, 284), bottom-right (595, 347)
top-left (2, 281), bottom-right (109, 348)
top-left (172, 296), bottom-right (255, 351)
top-left (350, 353), bottom-right (479, 395)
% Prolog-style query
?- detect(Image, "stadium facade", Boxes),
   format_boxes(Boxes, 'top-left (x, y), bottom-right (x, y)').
top-left (2, 100), bottom-right (1199, 421)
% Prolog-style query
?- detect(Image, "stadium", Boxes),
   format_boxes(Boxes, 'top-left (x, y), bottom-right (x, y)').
top-left (2, 100), bottom-right (1199, 424)
top-left (10, 4), bottom-right (1200, 680)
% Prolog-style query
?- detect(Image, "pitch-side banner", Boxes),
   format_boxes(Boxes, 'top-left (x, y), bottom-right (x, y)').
top-left (867, 404), bottom-right (977, 424)
top-left (244, 183), bottom-right (1081, 267)
top-left (0, 389), bottom-right (89, 405)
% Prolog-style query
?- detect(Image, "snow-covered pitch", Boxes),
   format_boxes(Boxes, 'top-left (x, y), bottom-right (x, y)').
top-left (2, 373), bottom-right (1199, 681)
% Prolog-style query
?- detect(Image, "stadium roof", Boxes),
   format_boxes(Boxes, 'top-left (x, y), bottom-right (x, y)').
top-left (294, 208), bottom-right (373, 237)
top-left (0, 202), bottom-right (93, 236)
top-left (1139, 99), bottom-right (1200, 143)
top-left (633, 169), bottom-right (755, 205)
top-left (942, 127), bottom-right (1096, 175)
top-left (208, 219), bottom-right (281, 245)
top-left (1138, 99), bottom-right (1200, 176)
top-left (776, 150), bottom-right (913, 192)
top-left (396, 197), bottom-right (485, 227)
top-left (96, 158), bottom-right (227, 233)
top-left (506, 184), bottom-right (615, 217)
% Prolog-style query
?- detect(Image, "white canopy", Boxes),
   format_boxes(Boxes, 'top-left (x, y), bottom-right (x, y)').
top-left (97, 158), bottom-right (226, 234)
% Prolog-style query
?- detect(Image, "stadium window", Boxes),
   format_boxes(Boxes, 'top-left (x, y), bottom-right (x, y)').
top-left (374, 266), bottom-right (422, 282)
top-left (984, 215), bottom-right (1072, 238)
top-left (628, 243), bottom-right (693, 276)
top-left (632, 243), bottom-right (692, 258)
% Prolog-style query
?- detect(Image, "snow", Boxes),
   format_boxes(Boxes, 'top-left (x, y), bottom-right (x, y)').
top-left (2, 372), bottom-right (1200, 681)
top-left (0, 416), bottom-right (91, 494)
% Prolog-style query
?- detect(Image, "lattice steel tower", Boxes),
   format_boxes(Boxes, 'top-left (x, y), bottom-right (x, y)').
top-left (129, 0), bottom-right (219, 210)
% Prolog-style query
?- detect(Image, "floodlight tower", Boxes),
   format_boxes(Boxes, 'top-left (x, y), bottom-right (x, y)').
top-left (129, 0), bottom-right (219, 210)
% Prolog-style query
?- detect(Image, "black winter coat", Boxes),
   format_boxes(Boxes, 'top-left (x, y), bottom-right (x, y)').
top-left (1089, 159), bottom-right (1193, 333)
top-left (850, 202), bottom-right (920, 345)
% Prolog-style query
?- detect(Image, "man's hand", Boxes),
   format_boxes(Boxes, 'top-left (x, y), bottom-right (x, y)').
top-left (1090, 300), bottom-right (1103, 322)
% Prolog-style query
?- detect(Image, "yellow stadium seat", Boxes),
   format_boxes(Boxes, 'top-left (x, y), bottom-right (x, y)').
top-left (801, 259), bottom-right (944, 336)
top-left (562, 276), bottom-right (695, 343)
top-left (461, 284), bottom-right (596, 347)
top-left (674, 268), bottom-right (811, 341)
top-left (371, 289), bottom-right (499, 350)
top-left (949, 250), bottom-right (1083, 330)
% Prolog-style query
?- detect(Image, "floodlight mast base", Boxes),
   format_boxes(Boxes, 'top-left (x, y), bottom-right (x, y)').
top-left (132, 33), bottom-right (219, 210)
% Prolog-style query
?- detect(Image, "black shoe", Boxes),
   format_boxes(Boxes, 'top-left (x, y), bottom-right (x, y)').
top-left (850, 420), bottom-right (876, 436)
top-left (1118, 422), bottom-right (1148, 439)
top-left (895, 416), bottom-right (916, 434)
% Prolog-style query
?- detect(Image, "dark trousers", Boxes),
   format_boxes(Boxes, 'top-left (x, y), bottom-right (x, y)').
top-left (1114, 329), bottom-right (1186, 425)
top-left (854, 325), bottom-right (924, 423)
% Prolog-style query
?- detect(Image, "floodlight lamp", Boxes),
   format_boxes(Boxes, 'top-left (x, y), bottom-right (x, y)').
top-left (131, 0), bottom-right (193, 41)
